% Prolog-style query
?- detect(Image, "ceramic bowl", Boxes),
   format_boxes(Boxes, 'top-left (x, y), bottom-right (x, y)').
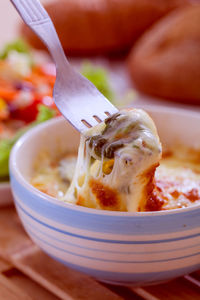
top-left (9, 106), bottom-right (200, 286)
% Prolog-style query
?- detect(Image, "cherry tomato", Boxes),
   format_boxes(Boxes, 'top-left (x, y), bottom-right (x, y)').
top-left (10, 98), bottom-right (41, 123)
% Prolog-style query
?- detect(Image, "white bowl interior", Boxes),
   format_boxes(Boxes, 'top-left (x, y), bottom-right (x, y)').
top-left (148, 107), bottom-right (200, 149)
top-left (15, 118), bottom-right (80, 180)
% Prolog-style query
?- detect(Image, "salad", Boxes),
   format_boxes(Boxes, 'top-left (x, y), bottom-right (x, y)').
top-left (0, 40), bottom-right (114, 182)
top-left (0, 39), bottom-right (58, 181)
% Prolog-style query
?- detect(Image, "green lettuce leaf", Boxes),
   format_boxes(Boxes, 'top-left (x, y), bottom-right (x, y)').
top-left (0, 139), bottom-right (12, 178)
top-left (36, 104), bottom-right (57, 123)
top-left (81, 62), bottom-right (114, 102)
top-left (0, 39), bottom-right (31, 60)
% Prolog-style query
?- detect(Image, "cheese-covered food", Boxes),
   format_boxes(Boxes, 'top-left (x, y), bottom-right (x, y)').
top-left (31, 108), bottom-right (200, 212)
top-left (65, 108), bottom-right (162, 211)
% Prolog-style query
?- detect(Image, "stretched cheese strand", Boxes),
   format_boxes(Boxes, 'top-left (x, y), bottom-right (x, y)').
top-left (64, 108), bottom-right (162, 212)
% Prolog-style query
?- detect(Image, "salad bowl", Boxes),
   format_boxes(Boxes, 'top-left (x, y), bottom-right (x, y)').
top-left (9, 105), bottom-right (200, 286)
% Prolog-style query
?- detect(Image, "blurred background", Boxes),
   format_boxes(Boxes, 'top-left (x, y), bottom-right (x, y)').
top-left (0, 1), bottom-right (49, 43)
top-left (1, 0), bottom-right (200, 111)
top-left (1, 0), bottom-right (200, 112)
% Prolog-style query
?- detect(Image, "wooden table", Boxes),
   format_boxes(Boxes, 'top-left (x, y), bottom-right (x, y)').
top-left (0, 204), bottom-right (199, 300)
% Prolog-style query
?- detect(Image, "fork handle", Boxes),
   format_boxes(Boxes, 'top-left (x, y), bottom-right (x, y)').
top-left (28, 20), bottom-right (69, 68)
top-left (10, 0), bottom-right (68, 69)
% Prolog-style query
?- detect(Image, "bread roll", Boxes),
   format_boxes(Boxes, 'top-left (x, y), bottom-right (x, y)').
top-left (21, 0), bottom-right (190, 55)
top-left (128, 5), bottom-right (200, 104)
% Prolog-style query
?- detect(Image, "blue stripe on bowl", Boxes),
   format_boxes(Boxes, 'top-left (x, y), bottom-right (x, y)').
top-left (42, 252), bottom-right (200, 285)
top-left (24, 225), bottom-right (200, 264)
top-left (20, 213), bottom-right (200, 255)
top-left (11, 174), bottom-right (200, 235)
top-left (16, 201), bottom-right (200, 245)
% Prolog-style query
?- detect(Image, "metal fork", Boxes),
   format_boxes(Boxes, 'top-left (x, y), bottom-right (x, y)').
top-left (10, 0), bottom-right (118, 133)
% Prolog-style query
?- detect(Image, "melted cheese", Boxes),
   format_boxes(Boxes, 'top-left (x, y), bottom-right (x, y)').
top-left (143, 150), bottom-right (200, 211)
top-left (155, 165), bottom-right (200, 210)
top-left (31, 145), bottom-right (200, 211)
top-left (63, 108), bottom-right (162, 211)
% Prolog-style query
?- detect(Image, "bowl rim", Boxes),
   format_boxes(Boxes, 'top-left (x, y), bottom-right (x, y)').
top-left (10, 104), bottom-right (200, 217)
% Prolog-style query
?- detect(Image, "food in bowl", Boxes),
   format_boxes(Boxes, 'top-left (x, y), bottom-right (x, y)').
top-left (10, 108), bottom-right (200, 286)
top-left (31, 108), bottom-right (200, 212)
top-left (66, 109), bottom-right (162, 212)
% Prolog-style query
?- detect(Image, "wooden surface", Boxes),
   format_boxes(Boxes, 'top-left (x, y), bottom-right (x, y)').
top-left (0, 205), bottom-right (199, 300)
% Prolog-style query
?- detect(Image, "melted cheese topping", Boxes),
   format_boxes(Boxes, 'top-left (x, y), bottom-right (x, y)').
top-left (31, 145), bottom-right (200, 211)
top-left (144, 150), bottom-right (200, 211)
top-left (63, 108), bottom-right (162, 211)
top-left (156, 166), bottom-right (200, 209)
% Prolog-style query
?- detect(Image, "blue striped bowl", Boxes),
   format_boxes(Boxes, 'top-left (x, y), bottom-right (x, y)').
top-left (9, 106), bottom-right (200, 286)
